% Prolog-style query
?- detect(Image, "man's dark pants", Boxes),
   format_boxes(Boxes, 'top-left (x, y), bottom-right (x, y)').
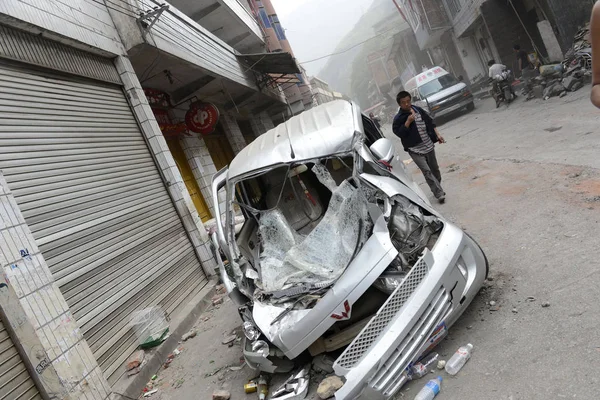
top-left (409, 149), bottom-right (445, 199)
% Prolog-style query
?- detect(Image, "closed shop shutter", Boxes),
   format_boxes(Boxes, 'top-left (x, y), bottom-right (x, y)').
top-left (0, 61), bottom-right (208, 384)
top-left (0, 316), bottom-right (42, 400)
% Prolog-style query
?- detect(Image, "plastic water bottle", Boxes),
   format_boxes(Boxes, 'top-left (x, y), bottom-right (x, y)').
top-left (414, 376), bottom-right (442, 400)
top-left (445, 343), bottom-right (474, 375)
top-left (409, 352), bottom-right (439, 379)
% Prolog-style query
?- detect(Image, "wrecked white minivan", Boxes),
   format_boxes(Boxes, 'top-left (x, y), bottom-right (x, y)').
top-left (210, 100), bottom-right (488, 399)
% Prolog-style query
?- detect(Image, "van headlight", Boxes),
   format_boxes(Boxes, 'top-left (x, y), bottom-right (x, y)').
top-left (243, 321), bottom-right (261, 342)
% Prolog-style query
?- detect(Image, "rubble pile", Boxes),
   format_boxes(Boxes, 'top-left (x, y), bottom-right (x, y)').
top-left (532, 24), bottom-right (592, 100)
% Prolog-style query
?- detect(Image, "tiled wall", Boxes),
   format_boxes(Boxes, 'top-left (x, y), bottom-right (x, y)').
top-left (115, 55), bottom-right (217, 276)
top-left (0, 173), bottom-right (112, 399)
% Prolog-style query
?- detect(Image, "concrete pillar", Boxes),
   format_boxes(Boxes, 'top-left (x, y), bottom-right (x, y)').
top-left (537, 20), bottom-right (563, 63)
top-left (220, 112), bottom-right (247, 154)
top-left (179, 136), bottom-right (219, 217)
top-left (250, 116), bottom-right (265, 138)
top-left (114, 56), bottom-right (216, 276)
top-left (260, 111), bottom-right (275, 131)
top-left (0, 173), bottom-right (112, 400)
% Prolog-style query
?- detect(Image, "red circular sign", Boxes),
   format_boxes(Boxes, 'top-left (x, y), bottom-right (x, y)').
top-left (185, 102), bottom-right (220, 135)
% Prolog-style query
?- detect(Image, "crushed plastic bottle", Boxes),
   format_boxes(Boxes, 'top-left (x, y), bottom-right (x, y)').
top-left (414, 376), bottom-right (442, 400)
top-left (409, 353), bottom-right (439, 379)
top-left (444, 343), bottom-right (474, 375)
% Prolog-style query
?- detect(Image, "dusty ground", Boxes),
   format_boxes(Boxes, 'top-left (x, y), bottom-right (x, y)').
top-left (138, 88), bottom-right (600, 400)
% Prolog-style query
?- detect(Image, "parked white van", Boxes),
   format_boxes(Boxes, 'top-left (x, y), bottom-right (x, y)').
top-left (405, 67), bottom-right (474, 118)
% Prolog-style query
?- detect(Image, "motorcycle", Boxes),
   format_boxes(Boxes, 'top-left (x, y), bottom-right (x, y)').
top-left (489, 69), bottom-right (516, 108)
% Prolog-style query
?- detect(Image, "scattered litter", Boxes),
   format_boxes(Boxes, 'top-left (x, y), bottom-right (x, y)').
top-left (173, 348), bottom-right (182, 356)
top-left (130, 307), bottom-right (169, 349)
top-left (258, 375), bottom-right (269, 399)
top-left (203, 316), bottom-right (211, 322)
top-left (229, 365), bottom-right (244, 371)
top-left (542, 302), bottom-right (551, 308)
top-left (466, 325), bottom-right (473, 330)
top-left (472, 175), bottom-right (479, 180)
top-left (212, 389), bottom-right (231, 400)
top-left (436, 360), bottom-right (446, 370)
top-left (490, 305), bottom-right (500, 312)
top-left (244, 380), bottom-right (258, 393)
top-left (512, 308), bottom-right (518, 314)
top-left (447, 164), bottom-right (459, 173)
top-left (445, 344), bottom-right (473, 375)
top-left (414, 376), bottom-right (442, 400)
top-left (182, 330), bottom-right (197, 341)
top-left (317, 376), bottom-right (344, 399)
top-left (205, 365), bottom-right (231, 378)
top-left (143, 389), bottom-right (158, 397)
top-left (489, 301), bottom-right (496, 306)
top-left (487, 276), bottom-right (494, 282)
top-left (222, 334), bottom-right (238, 345)
top-left (272, 365), bottom-right (311, 400)
top-left (409, 353), bottom-right (439, 379)
top-left (151, 375), bottom-right (157, 381)
top-left (526, 296), bottom-right (536, 302)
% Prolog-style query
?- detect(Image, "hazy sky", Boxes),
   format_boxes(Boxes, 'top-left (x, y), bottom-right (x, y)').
top-left (271, 0), bottom-right (376, 76)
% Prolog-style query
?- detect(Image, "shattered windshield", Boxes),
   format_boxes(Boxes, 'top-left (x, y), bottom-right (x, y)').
top-left (231, 156), bottom-right (372, 303)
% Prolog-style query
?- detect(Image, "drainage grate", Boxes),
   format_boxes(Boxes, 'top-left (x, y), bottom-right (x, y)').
top-left (336, 258), bottom-right (429, 369)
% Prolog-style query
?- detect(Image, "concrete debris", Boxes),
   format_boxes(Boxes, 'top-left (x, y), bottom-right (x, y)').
top-left (489, 301), bottom-right (496, 306)
top-left (512, 308), bottom-right (518, 314)
top-left (229, 365), bottom-right (244, 371)
top-left (222, 334), bottom-right (238, 345)
top-left (437, 360), bottom-right (446, 370)
top-left (181, 330), bottom-right (197, 341)
top-left (143, 389), bottom-right (158, 397)
top-left (490, 305), bottom-right (500, 312)
top-left (317, 376), bottom-right (344, 399)
top-left (212, 389), bottom-right (231, 400)
top-left (212, 295), bottom-right (224, 306)
top-left (215, 284), bottom-right (227, 295)
top-left (542, 302), bottom-right (551, 308)
top-left (312, 354), bottom-right (335, 374)
top-left (126, 350), bottom-right (145, 371)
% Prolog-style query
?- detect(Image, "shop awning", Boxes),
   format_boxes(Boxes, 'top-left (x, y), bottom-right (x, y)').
top-left (237, 52), bottom-right (301, 74)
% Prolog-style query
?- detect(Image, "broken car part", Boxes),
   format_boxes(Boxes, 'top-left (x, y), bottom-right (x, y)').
top-left (271, 365), bottom-right (310, 400)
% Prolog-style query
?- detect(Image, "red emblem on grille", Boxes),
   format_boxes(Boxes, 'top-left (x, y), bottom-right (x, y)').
top-left (331, 300), bottom-right (352, 320)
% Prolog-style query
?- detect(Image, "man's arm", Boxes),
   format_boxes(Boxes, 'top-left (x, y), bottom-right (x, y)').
top-left (591, 1), bottom-right (600, 108)
top-left (392, 115), bottom-right (410, 138)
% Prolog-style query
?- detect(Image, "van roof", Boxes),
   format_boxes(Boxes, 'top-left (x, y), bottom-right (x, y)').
top-left (415, 67), bottom-right (449, 86)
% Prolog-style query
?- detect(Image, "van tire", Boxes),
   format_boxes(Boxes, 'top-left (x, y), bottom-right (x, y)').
top-left (466, 102), bottom-right (475, 112)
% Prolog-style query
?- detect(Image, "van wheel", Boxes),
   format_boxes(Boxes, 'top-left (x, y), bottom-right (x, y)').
top-left (466, 102), bottom-right (475, 112)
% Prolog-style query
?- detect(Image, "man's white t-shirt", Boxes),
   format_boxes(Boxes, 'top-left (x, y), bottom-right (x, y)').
top-left (489, 64), bottom-right (506, 79)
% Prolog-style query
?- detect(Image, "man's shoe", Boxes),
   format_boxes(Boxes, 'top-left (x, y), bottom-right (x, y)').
top-left (437, 195), bottom-right (446, 204)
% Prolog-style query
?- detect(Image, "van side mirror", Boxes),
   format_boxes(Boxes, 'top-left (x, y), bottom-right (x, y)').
top-left (370, 138), bottom-right (395, 163)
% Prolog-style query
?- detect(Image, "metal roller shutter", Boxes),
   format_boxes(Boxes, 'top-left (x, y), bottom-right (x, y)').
top-left (0, 61), bottom-right (208, 384)
top-left (0, 316), bottom-right (42, 400)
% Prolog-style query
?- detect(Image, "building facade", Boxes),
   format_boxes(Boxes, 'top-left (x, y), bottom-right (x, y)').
top-left (0, 0), bottom-right (307, 398)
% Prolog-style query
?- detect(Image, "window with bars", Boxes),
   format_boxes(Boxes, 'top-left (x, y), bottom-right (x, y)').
top-left (445, 0), bottom-right (461, 17)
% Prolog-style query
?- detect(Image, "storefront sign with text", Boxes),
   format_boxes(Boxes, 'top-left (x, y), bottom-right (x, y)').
top-left (185, 102), bottom-right (219, 135)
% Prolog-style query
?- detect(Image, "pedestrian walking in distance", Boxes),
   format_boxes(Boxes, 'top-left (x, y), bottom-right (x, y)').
top-left (392, 91), bottom-right (447, 203)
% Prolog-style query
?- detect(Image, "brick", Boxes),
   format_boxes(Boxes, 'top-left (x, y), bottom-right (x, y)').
top-left (126, 350), bottom-right (145, 371)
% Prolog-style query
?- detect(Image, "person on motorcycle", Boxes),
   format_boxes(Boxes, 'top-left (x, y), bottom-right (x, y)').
top-left (488, 60), bottom-right (516, 106)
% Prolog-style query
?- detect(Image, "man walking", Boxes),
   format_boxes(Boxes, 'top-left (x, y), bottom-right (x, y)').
top-left (392, 91), bottom-right (446, 202)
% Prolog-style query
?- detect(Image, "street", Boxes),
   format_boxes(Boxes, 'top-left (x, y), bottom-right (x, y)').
top-left (142, 89), bottom-right (600, 400)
